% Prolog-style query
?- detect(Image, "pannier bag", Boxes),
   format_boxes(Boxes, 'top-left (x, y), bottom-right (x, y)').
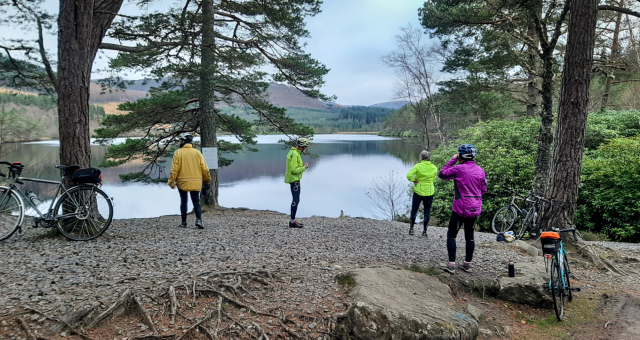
top-left (540, 231), bottom-right (561, 254)
top-left (72, 168), bottom-right (102, 184)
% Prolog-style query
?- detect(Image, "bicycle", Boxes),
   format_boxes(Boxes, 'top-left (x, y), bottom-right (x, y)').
top-left (541, 227), bottom-right (581, 321)
top-left (0, 162), bottom-right (113, 242)
top-left (491, 189), bottom-right (551, 240)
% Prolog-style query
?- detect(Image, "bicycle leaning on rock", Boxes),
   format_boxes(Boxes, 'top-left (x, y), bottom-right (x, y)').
top-left (0, 162), bottom-right (113, 242)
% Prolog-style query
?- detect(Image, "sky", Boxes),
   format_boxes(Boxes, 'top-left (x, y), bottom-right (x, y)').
top-left (15, 0), bottom-right (431, 106)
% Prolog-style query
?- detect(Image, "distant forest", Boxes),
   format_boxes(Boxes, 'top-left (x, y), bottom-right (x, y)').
top-left (221, 105), bottom-right (396, 133)
top-left (0, 92), bottom-right (106, 121)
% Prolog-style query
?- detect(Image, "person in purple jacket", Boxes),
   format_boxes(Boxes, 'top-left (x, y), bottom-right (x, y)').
top-left (438, 144), bottom-right (487, 274)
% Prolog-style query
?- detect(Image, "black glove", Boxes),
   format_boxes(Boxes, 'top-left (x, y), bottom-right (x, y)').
top-left (203, 183), bottom-right (211, 191)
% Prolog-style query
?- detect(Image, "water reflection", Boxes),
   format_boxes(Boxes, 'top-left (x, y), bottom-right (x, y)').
top-left (5, 135), bottom-right (422, 219)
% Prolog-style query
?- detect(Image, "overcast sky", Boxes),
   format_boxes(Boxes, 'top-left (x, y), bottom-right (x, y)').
top-left (22, 0), bottom-right (431, 106)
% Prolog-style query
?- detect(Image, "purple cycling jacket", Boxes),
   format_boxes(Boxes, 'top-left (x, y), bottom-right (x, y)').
top-left (438, 157), bottom-right (488, 218)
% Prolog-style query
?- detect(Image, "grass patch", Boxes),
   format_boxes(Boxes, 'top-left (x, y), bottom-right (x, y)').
top-left (335, 273), bottom-right (356, 287)
top-left (405, 263), bottom-right (441, 276)
top-left (580, 231), bottom-right (609, 242)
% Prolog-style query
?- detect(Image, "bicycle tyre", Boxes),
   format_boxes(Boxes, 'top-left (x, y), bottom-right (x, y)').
top-left (0, 187), bottom-right (24, 242)
top-left (551, 256), bottom-right (565, 321)
top-left (563, 252), bottom-right (573, 302)
top-left (53, 185), bottom-right (113, 241)
top-left (492, 206), bottom-right (517, 234)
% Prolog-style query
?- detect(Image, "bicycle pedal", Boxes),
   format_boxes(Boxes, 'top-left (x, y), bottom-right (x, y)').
top-left (570, 287), bottom-right (581, 292)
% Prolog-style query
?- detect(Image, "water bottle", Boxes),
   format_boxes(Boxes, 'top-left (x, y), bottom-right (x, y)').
top-left (508, 259), bottom-right (515, 277)
top-left (26, 191), bottom-right (41, 206)
top-left (522, 209), bottom-right (527, 215)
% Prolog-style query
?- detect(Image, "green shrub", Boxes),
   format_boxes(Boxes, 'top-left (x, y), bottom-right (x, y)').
top-left (430, 118), bottom-right (538, 231)
top-left (576, 136), bottom-right (640, 242)
top-left (585, 110), bottom-right (640, 149)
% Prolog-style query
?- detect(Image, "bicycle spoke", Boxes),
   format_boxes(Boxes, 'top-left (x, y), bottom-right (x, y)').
top-left (54, 186), bottom-right (112, 241)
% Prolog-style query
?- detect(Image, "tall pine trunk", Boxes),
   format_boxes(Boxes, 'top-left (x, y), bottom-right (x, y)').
top-left (200, 0), bottom-right (219, 206)
top-left (57, 0), bottom-right (123, 178)
top-left (539, 0), bottom-right (599, 234)
top-left (532, 51), bottom-right (554, 195)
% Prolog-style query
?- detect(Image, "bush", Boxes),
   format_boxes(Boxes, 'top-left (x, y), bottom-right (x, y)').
top-left (430, 118), bottom-right (539, 231)
top-left (576, 136), bottom-right (640, 242)
top-left (585, 110), bottom-right (640, 149)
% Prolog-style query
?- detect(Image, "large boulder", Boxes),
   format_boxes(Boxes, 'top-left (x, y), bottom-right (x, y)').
top-left (338, 266), bottom-right (478, 340)
top-left (496, 259), bottom-right (552, 308)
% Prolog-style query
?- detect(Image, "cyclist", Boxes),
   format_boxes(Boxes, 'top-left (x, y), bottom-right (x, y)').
top-left (438, 144), bottom-right (487, 273)
top-left (406, 150), bottom-right (438, 237)
top-left (285, 138), bottom-right (310, 228)
top-left (168, 134), bottom-right (212, 229)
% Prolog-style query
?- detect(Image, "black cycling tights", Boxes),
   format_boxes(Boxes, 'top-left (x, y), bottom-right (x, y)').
top-left (290, 181), bottom-right (301, 220)
top-left (446, 211), bottom-right (476, 263)
top-left (179, 189), bottom-right (202, 223)
top-left (410, 193), bottom-right (434, 230)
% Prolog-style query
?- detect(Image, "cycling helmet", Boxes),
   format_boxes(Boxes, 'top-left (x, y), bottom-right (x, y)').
top-left (458, 144), bottom-right (477, 160)
top-left (297, 138), bottom-right (310, 148)
top-left (179, 134), bottom-right (194, 147)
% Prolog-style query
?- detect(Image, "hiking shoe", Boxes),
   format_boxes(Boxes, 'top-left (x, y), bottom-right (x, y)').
top-left (421, 230), bottom-right (428, 237)
top-left (442, 263), bottom-right (456, 274)
top-left (195, 219), bottom-right (204, 229)
top-left (289, 221), bottom-right (304, 228)
top-left (178, 222), bottom-right (187, 228)
top-left (461, 262), bottom-right (472, 273)
top-left (408, 227), bottom-right (415, 235)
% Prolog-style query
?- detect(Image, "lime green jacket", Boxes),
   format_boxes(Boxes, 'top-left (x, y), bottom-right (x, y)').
top-left (407, 160), bottom-right (438, 196)
top-left (285, 147), bottom-right (305, 183)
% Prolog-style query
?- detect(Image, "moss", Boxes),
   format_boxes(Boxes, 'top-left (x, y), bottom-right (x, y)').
top-left (335, 273), bottom-right (356, 287)
top-left (405, 263), bottom-right (441, 276)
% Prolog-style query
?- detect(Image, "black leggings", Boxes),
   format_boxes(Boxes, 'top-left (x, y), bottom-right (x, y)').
top-left (446, 211), bottom-right (476, 262)
top-left (179, 189), bottom-right (202, 222)
top-left (410, 193), bottom-right (433, 229)
top-left (290, 181), bottom-right (301, 220)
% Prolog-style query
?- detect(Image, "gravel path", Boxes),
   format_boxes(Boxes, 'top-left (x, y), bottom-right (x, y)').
top-left (0, 209), bottom-right (541, 318)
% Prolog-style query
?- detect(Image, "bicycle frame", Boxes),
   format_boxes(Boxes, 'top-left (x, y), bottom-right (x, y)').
top-left (549, 241), bottom-right (568, 290)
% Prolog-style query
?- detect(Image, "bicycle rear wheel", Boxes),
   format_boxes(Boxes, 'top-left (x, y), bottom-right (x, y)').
top-left (0, 187), bottom-right (24, 242)
top-left (551, 257), bottom-right (565, 321)
top-left (492, 206), bottom-right (517, 234)
top-left (53, 186), bottom-right (113, 241)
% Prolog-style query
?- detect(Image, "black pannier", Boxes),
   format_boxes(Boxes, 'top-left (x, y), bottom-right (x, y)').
top-left (541, 238), bottom-right (561, 255)
top-left (72, 168), bottom-right (102, 184)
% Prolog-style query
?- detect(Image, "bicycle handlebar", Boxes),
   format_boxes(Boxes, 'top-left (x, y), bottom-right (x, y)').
top-left (555, 227), bottom-right (578, 242)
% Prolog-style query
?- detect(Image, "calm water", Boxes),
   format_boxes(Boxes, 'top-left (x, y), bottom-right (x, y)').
top-left (6, 135), bottom-right (421, 219)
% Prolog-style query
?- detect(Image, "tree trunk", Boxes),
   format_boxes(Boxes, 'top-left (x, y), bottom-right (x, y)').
top-left (57, 0), bottom-right (123, 179)
top-left (526, 23), bottom-right (540, 117)
top-left (601, 0), bottom-right (624, 110)
top-left (200, 0), bottom-right (219, 207)
top-left (532, 51), bottom-right (554, 195)
top-left (539, 0), bottom-right (599, 233)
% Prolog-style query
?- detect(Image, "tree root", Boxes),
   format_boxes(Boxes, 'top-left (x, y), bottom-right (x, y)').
top-left (577, 244), bottom-right (627, 275)
top-left (251, 321), bottom-right (269, 340)
top-left (88, 289), bottom-right (133, 328)
top-left (198, 286), bottom-right (277, 318)
top-left (133, 294), bottom-right (158, 334)
top-left (169, 286), bottom-right (178, 326)
top-left (17, 317), bottom-right (37, 340)
top-left (175, 312), bottom-right (214, 340)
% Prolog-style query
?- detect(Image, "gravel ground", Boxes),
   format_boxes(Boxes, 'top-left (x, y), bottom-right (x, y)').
top-left (0, 209), bottom-right (542, 316)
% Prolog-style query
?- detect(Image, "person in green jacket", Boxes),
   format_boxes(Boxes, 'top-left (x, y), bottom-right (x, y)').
top-left (406, 150), bottom-right (438, 236)
top-left (285, 138), bottom-right (310, 228)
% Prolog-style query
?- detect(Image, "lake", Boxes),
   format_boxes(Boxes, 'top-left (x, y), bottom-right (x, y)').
top-left (5, 135), bottom-right (422, 220)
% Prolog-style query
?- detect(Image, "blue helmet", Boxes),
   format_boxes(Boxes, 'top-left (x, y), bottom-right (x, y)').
top-left (458, 144), bottom-right (477, 160)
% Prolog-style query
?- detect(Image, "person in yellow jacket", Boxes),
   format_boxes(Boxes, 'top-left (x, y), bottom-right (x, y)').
top-left (285, 138), bottom-right (310, 228)
top-left (406, 150), bottom-right (438, 237)
top-left (168, 135), bottom-right (212, 229)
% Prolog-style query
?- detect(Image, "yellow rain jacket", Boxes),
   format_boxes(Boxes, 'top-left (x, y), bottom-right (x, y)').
top-left (406, 160), bottom-right (438, 196)
top-left (168, 144), bottom-right (212, 191)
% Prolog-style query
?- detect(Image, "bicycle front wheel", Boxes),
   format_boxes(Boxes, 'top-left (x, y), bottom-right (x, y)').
top-left (563, 252), bottom-right (573, 302)
top-left (492, 206), bottom-right (517, 234)
top-left (53, 186), bottom-right (113, 241)
top-left (0, 187), bottom-right (24, 242)
top-left (551, 257), bottom-right (565, 321)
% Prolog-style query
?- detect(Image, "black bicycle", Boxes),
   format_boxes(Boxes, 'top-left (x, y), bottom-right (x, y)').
top-left (541, 227), bottom-right (581, 321)
top-left (0, 162), bottom-right (113, 241)
top-left (492, 189), bottom-right (551, 240)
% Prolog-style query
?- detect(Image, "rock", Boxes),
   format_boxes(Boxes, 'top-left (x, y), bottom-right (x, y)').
top-left (338, 266), bottom-right (478, 340)
top-left (511, 240), bottom-right (540, 257)
top-left (478, 328), bottom-right (492, 335)
top-left (496, 259), bottom-right (552, 308)
top-left (466, 303), bottom-right (483, 321)
top-left (60, 332), bottom-right (66, 337)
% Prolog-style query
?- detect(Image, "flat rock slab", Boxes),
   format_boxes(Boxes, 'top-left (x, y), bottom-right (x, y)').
top-left (339, 266), bottom-right (478, 340)
top-left (496, 259), bottom-right (552, 308)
